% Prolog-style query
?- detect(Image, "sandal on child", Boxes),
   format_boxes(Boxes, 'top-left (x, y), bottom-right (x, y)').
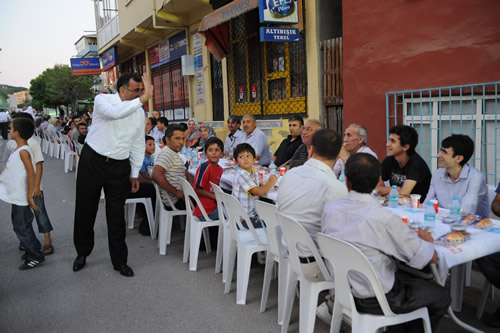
top-left (43, 244), bottom-right (54, 255)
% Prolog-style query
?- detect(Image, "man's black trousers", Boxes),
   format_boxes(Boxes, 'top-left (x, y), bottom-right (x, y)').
top-left (73, 144), bottom-right (131, 267)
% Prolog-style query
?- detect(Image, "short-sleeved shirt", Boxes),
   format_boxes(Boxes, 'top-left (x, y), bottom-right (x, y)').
top-left (193, 161), bottom-right (223, 216)
top-left (381, 152), bottom-right (431, 201)
top-left (232, 168), bottom-right (260, 218)
top-left (224, 129), bottom-right (245, 156)
top-left (6, 137), bottom-right (44, 190)
top-left (274, 135), bottom-right (303, 166)
top-left (140, 155), bottom-right (155, 174)
top-left (241, 128), bottom-right (272, 166)
top-left (155, 146), bottom-right (186, 207)
top-left (496, 182), bottom-right (500, 194)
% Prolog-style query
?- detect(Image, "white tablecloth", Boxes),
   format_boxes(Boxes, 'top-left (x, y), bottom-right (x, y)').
top-left (387, 206), bottom-right (500, 281)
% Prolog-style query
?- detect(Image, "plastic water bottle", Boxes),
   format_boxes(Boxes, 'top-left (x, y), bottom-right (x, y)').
top-left (424, 201), bottom-right (436, 229)
top-left (449, 196), bottom-right (461, 222)
top-left (269, 161), bottom-right (277, 175)
top-left (389, 185), bottom-right (399, 208)
top-left (339, 170), bottom-right (346, 184)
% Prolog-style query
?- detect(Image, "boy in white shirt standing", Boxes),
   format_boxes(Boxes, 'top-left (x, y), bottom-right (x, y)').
top-left (0, 117), bottom-right (44, 270)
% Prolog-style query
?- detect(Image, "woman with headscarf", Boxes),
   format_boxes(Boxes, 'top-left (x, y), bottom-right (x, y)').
top-left (195, 123), bottom-right (216, 151)
top-left (185, 118), bottom-right (201, 148)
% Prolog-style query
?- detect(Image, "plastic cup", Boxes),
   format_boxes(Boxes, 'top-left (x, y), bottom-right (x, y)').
top-left (431, 199), bottom-right (439, 213)
top-left (400, 215), bottom-right (408, 224)
top-left (410, 194), bottom-right (421, 209)
top-left (280, 167), bottom-right (286, 176)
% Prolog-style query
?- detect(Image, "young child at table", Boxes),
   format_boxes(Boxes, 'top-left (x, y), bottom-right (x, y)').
top-left (193, 137), bottom-right (224, 221)
top-left (0, 117), bottom-right (44, 270)
top-left (232, 143), bottom-right (277, 228)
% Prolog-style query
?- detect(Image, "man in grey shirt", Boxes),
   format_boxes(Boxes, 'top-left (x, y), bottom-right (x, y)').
top-left (240, 114), bottom-right (272, 166)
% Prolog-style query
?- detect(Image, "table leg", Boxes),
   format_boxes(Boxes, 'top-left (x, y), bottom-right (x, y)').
top-left (450, 264), bottom-right (465, 312)
top-left (430, 264), bottom-right (484, 333)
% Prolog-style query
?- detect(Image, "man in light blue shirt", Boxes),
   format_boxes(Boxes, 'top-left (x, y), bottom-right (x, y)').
top-left (425, 134), bottom-right (489, 216)
top-left (240, 114), bottom-right (272, 166)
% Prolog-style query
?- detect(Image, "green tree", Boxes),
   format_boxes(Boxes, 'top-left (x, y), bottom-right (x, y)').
top-left (30, 64), bottom-right (94, 113)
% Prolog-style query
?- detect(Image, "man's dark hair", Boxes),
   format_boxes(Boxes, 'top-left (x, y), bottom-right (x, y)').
top-left (311, 129), bottom-right (342, 160)
top-left (228, 115), bottom-right (241, 125)
top-left (157, 117), bottom-right (169, 127)
top-left (77, 122), bottom-right (87, 129)
top-left (288, 115), bottom-right (304, 126)
top-left (145, 135), bottom-right (155, 142)
top-left (204, 137), bottom-right (224, 153)
top-left (345, 153), bottom-right (381, 194)
top-left (389, 125), bottom-right (419, 154)
top-left (149, 117), bottom-right (157, 127)
top-left (441, 134), bottom-right (474, 166)
top-left (234, 143), bottom-right (256, 159)
top-left (179, 122), bottom-right (188, 131)
top-left (12, 117), bottom-right (35, 140)
top-left (165, 123), bottom-right (185, 139)
top-left (116, 72), bottom-right (142, 92)
top-left (12, 112), bottom-right (34, 120)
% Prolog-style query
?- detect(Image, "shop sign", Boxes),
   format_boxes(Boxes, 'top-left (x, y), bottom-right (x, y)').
top-left (101, 47), bottom-right (118, 71)
top-left (259, 0), bottom-right (299, 24)
top-left (70, 57), bottom-right (101, 76)
top-left (259, 27), bottom-right (299, 42)
top-left (150, 31), bottom-right (187, 69)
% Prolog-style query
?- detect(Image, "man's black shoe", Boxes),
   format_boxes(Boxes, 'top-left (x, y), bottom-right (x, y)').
top-left (114, 264), bottom-right (134, 277)
top-left (73, 256), bottom-right (86, 272)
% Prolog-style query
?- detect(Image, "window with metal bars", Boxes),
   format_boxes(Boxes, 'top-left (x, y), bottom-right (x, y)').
top-left (152, 61), bottom-right (190, 118)
top-left (227, 9), bottom-right (307, 118)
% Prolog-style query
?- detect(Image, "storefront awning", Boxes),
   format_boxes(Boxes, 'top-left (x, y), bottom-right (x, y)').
top-left (199, 0), bottom-right (259, 61)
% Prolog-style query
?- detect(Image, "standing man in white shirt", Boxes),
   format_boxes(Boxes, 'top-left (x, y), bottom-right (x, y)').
top-left (333, 124), bottom-right (378, 178)
top-left (73, 72), bottom-right (153, 277)
top-left (240, 114), bottom-right (272, 166)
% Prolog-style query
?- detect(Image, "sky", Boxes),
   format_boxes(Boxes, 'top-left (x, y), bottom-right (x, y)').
top-left (0, 0), bottom-right (96, 89)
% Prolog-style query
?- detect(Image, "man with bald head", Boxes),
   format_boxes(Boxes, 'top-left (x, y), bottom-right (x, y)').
top-left (334, 124), bottom-right (378, 178)
top-left (288, 119), bottom-right (323, 168)
top-left (240, 114), bottom-right (272, 166)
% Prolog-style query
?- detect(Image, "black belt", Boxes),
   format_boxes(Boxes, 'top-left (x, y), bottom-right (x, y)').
top-left (299, 256), bottom-right (316, 264)
top-left (85, 144), bottom-right (127, 163)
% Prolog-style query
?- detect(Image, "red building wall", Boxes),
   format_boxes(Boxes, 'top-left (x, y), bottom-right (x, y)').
top-left (342, 0), bottom-right (500, 158)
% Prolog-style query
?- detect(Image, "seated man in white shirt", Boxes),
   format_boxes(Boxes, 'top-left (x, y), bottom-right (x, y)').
top-left (333, 123), bottom-right (378, 178)
top-left (425, 134), bottom-right (489, 216)
top-left (278, 129), bottom-right (348, 280)
top-left (321, 153), bottom-right (450, 332)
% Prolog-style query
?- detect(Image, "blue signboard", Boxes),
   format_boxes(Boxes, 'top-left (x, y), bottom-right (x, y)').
top-left (169, 31), bottom-right (187, 62)
top-left (259, 27), bottom-right (300, 42)
top-left (150, 31), bottom-right (187, 70)
top-left (101, 46), bottom-right (118, 71)
top-left (70, 57), bottom-right (101, 76)
top-left (259, 0), bottom-right (299, 24)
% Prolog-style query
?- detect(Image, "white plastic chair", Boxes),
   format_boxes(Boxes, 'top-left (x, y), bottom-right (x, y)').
top-left (210, 183), bottom-right (231, 281)
top-left (277, 213), bottom-right (335, 333)
top-left (60, 134), bottom-right (76, 173)
top-left (316, 233), bottom-right (432, 333)
top-left (255, 200), bottom-right (289, 325)
top-left (179, 178), bottom-right (220, 271)
top-left (47, 131), bottom-right (63, 159)
top-left (153, 181), bottom-right (187, 255)
top-left (125, 197), bottom-right (155, 238)
top-left (220, 192), bottom-right (268, 305)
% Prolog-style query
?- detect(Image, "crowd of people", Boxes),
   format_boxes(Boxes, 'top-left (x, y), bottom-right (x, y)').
top-left (1, 72), bottom-right (499, 330)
